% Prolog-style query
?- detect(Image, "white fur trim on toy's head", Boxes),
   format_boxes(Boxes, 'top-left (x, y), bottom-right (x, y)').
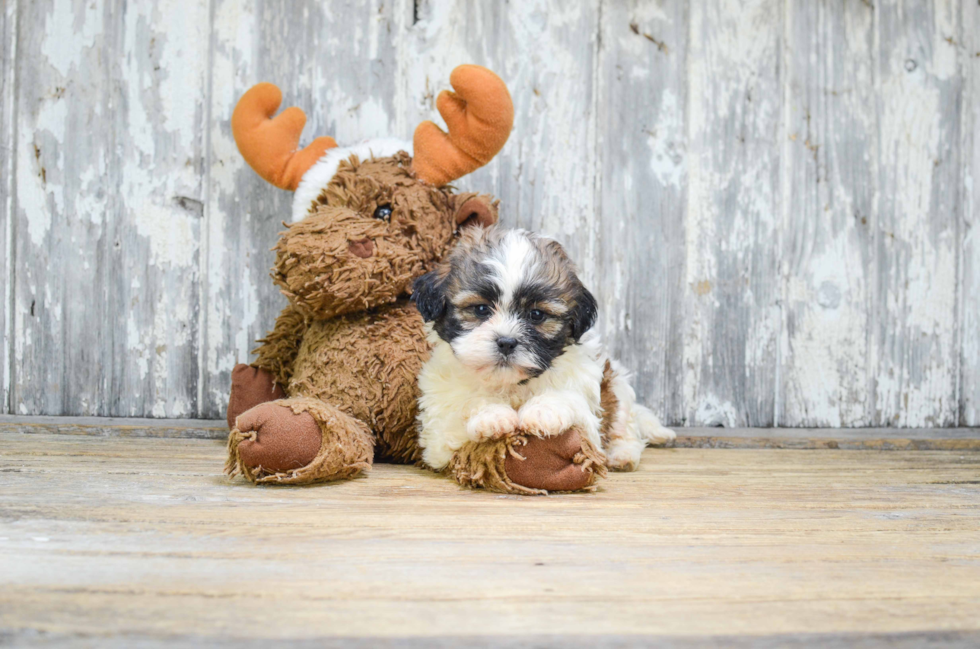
top-left (291, 137), bottom-right (412, 222)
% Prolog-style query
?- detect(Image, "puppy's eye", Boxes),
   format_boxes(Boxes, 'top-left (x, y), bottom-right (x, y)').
top-left (528, 309), bottom-right (547, 324)
top-left (373, 204), bottom-right (393, 221)
top-left (473, 304), bottom-right (492, 318)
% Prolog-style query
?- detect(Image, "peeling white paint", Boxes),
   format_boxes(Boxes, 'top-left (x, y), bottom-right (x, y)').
top-left (695, 394), bottom-right (739, 428)
top-left (682, 0), bottom-right (782, 426)
top-left (2, 0), bottom-right (975, 426)
top-left (872, 4), bottom-right (960, 427)
top-left (41, 0), bottom-right (100, 77)
top-left (646, 90), bottom-right (685, 188)
top-left (17, 122), bottom-right (51, 247)
top-left (776, 0), bottom-right (878, 428)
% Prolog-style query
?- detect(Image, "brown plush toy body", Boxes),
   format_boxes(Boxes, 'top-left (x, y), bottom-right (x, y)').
top-left (224, 66), bottom-right (604, 492)
top-left (227, 300), bottom-right (423, 483)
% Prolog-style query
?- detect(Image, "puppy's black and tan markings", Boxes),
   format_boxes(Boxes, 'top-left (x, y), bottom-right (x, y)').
top-left (412, 226), bottom-right (675, 472)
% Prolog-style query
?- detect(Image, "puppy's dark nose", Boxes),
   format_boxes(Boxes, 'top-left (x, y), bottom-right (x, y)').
top-left (496, 336), bottom-right (518, 355)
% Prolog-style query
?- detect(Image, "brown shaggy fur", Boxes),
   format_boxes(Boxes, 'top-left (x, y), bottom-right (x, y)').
top-left (599, 360), bottom-right (618, 446)
top-left (274, 153), bottom-right (456, 321)
top-left (287, 301), bottom-right (429, 463)
top-left (227, 154), bottom-right (455, 482)
top-left (449, 430), bottom-right (606, 495)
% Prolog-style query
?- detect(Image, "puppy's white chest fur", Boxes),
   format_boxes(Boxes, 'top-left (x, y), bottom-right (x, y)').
top-left (417, 328), bottom-right (605, 470)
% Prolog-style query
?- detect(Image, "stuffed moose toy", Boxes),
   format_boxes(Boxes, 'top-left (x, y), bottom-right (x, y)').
top-left (224, 65), bottom-right (606, 493)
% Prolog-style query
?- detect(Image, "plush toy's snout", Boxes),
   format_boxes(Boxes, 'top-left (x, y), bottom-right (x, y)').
top-left (348, 238), bottom-right (374, 258)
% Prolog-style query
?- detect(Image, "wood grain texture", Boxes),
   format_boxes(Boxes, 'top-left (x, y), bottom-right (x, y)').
top-left (778, 0), bottom-right (876, 427)
top-left (0, 0), bottom-right (16, 415)
top-left (3, 415), bottom-right (979, 450)
top-left (11, 0), bottom-right (209, 418)
top-left (11, 0), bottom-right (111, 416)
top-left (1, 432), bottom-right (979, 641)
top-left (683, 0), bottom-right (782, 426)
top-left (872, 0), bottom-right (962, 427)
top-left (4, 631), bottom-right (980, 649)
top-left (0, 414), bottom-right (228, 439)
top-left (673, 426), bottom-right (980, 450)
top-left (961, 0), bottom-right (979, 426)
top-left (0, 0), bottom-right (977, 427)
top-left (595, 1), bottom-right (688, 425)
top-left (106, 0), bottom-right (211, 417)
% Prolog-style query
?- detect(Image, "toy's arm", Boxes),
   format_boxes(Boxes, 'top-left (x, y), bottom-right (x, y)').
top-left (251, 302), bottom-right (310, 387)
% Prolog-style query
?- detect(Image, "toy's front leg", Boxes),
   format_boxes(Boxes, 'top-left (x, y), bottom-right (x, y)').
top-left (445, 392), bottom-right (607, 495)
top-left (226, 303), bottom-right (309, 428)
top-left (226, 364), bottom-right (286, 429)
top-left (225, 397), bottom-right (373, 485)
top-left (449, 428), bottom-right (606, 494)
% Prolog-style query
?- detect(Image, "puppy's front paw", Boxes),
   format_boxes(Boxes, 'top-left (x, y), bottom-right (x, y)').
top-left (519, 401), bottom-right (571, 437)
top-left (466, 404), bottom-right (521, 441)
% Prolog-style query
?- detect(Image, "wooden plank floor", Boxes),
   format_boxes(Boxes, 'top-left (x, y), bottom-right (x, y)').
top-left (1, 431), bottom-right (979, 647)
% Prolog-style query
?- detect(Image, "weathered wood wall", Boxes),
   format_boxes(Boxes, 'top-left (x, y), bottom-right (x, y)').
top-left (0, 0), bottom-right (977, 427)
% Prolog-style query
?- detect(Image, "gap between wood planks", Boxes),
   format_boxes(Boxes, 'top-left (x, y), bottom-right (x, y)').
top-left (0, 415), bottom-right (977, 450)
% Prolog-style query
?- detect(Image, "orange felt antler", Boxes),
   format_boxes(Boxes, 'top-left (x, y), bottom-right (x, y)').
top-left (232, 83), bottom-right (337, 191)
top-left (412, 65), bottom-right (514, 187)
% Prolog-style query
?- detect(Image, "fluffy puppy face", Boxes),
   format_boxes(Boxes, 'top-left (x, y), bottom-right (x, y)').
top-left (413, 227), bottom-right (597, 385)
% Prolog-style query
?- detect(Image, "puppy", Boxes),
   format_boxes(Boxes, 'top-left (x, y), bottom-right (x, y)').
top-left (411, 226), bottom-right (675, 474)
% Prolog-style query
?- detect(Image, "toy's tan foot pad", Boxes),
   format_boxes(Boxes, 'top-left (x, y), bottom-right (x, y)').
top-left (226, 364), bottom-right (286, 429)
top-left (226, 397), bottom-right (374, 485)
top-left (449, 427), bottom-right (606, 495)
top-left (234, 402), bottom-right (321, 473)
top-left (505, 429), bottom-right (602, 492)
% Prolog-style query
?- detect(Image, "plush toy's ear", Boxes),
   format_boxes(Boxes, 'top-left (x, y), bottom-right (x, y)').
top-left (412, 271), bottom-right (448, 322)
top-left (453, 193), bottom-right (498, 231)
top-left (569, 286), bottom-right (597, 340)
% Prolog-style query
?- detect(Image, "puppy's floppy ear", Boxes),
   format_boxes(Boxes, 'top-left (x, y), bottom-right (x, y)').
top-left (412, 270), bottom-right (448, 322)
top-left (569, 285), bottom-right (597, 340)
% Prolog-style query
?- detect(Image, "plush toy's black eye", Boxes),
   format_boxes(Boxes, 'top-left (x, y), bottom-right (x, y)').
top-left (528, 309), bottom-right (546, 324)
top-left (373, 204), bottom-right (393, 221)
top-left (473, 304), bottom-right (492, 318)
